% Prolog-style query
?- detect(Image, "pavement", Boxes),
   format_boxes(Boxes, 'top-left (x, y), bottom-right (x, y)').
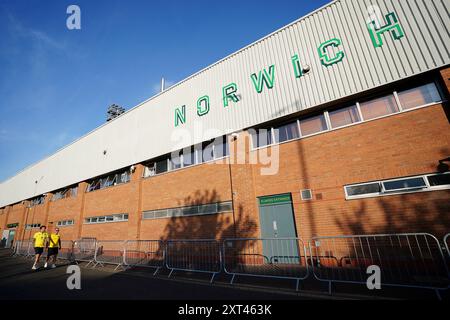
top-left (0, 249), bottom-right (447, 300)
top-left (0, 249), bottom-right (323, 300)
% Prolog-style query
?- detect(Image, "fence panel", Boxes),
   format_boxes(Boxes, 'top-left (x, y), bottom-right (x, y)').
top-left (93, 240), bottom-right (126, 270)
top-left (123, 240), bottom-right (165, 275)
top-left (73, 238), bottom-right (97, 266)
top-left (165, 239), bottom-right (222, 283)
top-left (223, 238), bottom-right (309, 291)
top-left (13, 240), bottom-right (34, 258)
top-left (57, 241), bottom-right (75, 261)
top-left (309, 233), bottom-right (450, 295)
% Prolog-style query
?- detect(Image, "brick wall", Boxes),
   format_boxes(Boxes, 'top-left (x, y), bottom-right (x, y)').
top-left (1, 68), bottom-right (449, 244)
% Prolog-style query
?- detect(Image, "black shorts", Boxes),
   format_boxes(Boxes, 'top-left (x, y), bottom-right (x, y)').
top-left (47, 248), bottom-right (59, 256)
top-left (34, 247), bottom-right (44, 255)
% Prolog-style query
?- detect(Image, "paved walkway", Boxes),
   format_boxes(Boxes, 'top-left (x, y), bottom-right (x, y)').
top-left (0, 249), bottom-right (323, 300)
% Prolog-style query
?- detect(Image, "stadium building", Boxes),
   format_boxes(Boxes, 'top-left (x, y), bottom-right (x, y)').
top-left (1, 0), bottom-right (449, 248)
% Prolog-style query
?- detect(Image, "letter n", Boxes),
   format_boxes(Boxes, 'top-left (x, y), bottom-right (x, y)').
top-left (175, 105), bottom-right (186, 127)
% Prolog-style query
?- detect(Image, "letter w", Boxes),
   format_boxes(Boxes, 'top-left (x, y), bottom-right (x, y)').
top-left (251, 65), bottom-right (275, 93)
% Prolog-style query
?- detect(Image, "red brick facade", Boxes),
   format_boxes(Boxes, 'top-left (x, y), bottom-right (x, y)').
top-left (1, 68), bottom-right (449, 244)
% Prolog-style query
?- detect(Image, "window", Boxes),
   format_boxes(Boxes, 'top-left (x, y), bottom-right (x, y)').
top-left (183, 147), bottom-right (196, 167)
top-left (346, 183), bottom-right (381, 197)
top-left (29, 196), bottom-right (45, 207)
top-left (345, 173), bottom-right (450, 199)
top-left (170, 152), bottom-right (182, 170)
top-left (142, 201), bottom-right (233, 220)
top-left (251, 129), bottom-right (273, 148)
top-left (359, 94), bottom-right (399, 120)
top-left (25, 223), bottom-right (41, 230)
top-left (382, 177), bottom-right (427, 192)
top-left (52, 185), bottom-right (78, 201)
top-left (213, 136), bottom-right (230, 159)
top-left (201, 141), bottom-right (214, 162)
top-left (57, 220), bottom-right (74, 227)
top-left (299, 114), bottom-right (328, 136)
top-left (85, 213), bottom-right (128, 224)
top-left (87, 169), bottom-right (131, 192)
top-left (427, 173), bottom-right (450, 187)
top-left (329, 105), bottom-right (361, 129)
top-left (155, 157), bottom-right (169, 174)
top-left (398, 83), bottom-right (441, 110)
top-left (274, 121), bottom-right (300, 143)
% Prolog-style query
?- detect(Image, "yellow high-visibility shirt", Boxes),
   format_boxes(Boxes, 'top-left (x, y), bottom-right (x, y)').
top-left (48, 234), bottom-right (60, 248)
top-left (33, 232), bottom-right (48, 248)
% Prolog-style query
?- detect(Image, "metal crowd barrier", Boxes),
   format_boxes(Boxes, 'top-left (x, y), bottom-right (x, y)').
top-left (93, 240), bottom-right (126, 271)
top-left (165, 239), bottom-right (222, 283)
top-left (123, 240), bottom-right (165, 275)
top-left (309, 233), bottom-right (450, 298)
top-left (58, 241), bottom-right (75, 261)
top-left (223, 238), bottom-right (309, 291)
top-left (13, 240), bottom-right (34, 258)
top-left (444, 233), bottom-right (450, 259)
top-left (73, 238), bottom-right (97, 267)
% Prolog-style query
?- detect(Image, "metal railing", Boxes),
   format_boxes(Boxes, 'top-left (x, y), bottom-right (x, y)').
top-left (93, 240), bottom-right (126, 270)
top-left (223, 238), bottom-right (309, 291)
top-left (13, 240), bottom-right (34, 258)
top-left (444, 233), bottom-right (450, 259)
top-left (309, 233), bottom-right (450, 297)
top-left (58, 241), bottom-right (75, 261)
top-left (165, 239), bottom-right (222, 283)
top-left (8, 232), bottom-right (450, 298)
top-left (123, 240), bottom-right (165, 275)
top-left (73, 238), bottom-right (97, 267)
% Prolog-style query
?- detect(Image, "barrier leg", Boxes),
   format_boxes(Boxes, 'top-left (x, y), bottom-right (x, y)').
top-left (153, 267), bottom-right (160, 276)
top-left (210, 272), bottom-right (217, 284)
top-left (230, 274), bottom-right (236, 285)
top-left (168, 269), bottom-right (174, 278)
top-left (295, 279), bottom-right (300, 292)
top-left (435, 289), bottom-right (442, 301)
top-left (328, 281), bottom-right (332, 295)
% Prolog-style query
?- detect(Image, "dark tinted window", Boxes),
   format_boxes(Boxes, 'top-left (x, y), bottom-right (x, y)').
top-left (346, 183), bottom-right (381, 196)
top-left (383, 177), bottom-right (426, 191)
top-left (427, 174), bottom-right (450, 187)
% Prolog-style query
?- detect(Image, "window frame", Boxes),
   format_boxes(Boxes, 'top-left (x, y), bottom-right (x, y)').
top-left (249, 80), bottom-right (444, 151)
top-left (345, 172), bottom-right (450, 200)
top-left (84, 213), bottom-right (129, 225)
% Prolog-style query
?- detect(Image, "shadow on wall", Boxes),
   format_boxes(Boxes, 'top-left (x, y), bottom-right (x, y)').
top-left (332, 194), bottom-right (450, 239)
top-left (333, 147), bottom-right (450, 239)
top-left (159, 189), bottom-right (256, 241)
top-left (154, 189), bottom-right (258, 272)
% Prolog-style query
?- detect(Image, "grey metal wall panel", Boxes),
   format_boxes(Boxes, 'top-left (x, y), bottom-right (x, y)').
top-left (1, 0), bottom-right (449, 207)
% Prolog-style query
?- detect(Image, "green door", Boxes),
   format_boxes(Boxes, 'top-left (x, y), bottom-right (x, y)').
top-left (258, 194), bottom-right (300, 264)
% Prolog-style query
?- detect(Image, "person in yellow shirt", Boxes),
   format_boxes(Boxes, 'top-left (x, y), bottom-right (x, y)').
top-left (45, 228), bottom-right (61, 269)
top-left (32, 226), bottom-right (49, 270)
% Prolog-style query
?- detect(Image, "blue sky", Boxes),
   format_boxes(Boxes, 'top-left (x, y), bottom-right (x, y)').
top-left (0, 0), bottom-right (329, 182)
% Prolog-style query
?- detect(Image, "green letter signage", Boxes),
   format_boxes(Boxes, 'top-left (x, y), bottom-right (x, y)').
top-left (222, 83), bottom-right (240, 107)
top-left (291, 54), bottom-right (303, 78)
top-left (318, 38), bottom-right (345, 67)
top-left (251, 65), bottom-right (275, 93)
top-left (368, 12), bottom-right (405, 48)
top-left (197, 95), bottom-right (210, 116)
top-left (174, 105), bottom-right (186, 127)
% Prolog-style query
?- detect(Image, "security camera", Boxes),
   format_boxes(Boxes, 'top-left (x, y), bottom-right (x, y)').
top-left (130, 165), bottom-right (136, 172)
top-left (303, 65), bottom-right (311, 73)
top-left (231, 133), bottom-right (239, 141)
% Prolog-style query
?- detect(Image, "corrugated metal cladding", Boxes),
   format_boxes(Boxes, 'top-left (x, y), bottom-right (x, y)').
top-left (0, 0), bottom-right (449, 207)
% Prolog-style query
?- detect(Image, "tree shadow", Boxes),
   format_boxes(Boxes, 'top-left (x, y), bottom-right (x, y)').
top-left (154, 189), bottom-right (257, 276)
